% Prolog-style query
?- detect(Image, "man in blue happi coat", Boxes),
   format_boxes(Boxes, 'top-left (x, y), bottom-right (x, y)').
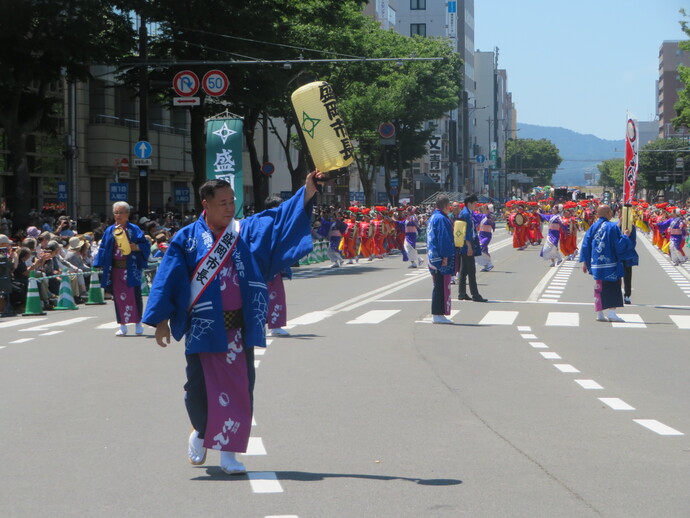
top-left (143, 170), bottom-right (322, 474)
top-left (579, 204), bottom-right (632, 322)
top-left (426, 194), bottom-right (455, 324)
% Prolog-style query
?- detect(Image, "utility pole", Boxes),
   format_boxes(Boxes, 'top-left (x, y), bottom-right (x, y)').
top-left (138, 15), bottom-right (149, 217)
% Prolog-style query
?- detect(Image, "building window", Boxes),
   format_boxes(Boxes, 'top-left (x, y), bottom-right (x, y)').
top-left (410, 23), bottom-right (426, 37)
top-left (411, 0), bottom-right (426, 9)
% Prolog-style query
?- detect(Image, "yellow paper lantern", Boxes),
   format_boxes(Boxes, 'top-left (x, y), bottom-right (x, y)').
top-left (291, 81), bottom-right (354, 172)
top-left (113, 226), bottom-right (131, 255)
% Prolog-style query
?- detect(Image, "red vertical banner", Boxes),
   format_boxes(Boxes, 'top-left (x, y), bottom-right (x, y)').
top-left (623, 115), bottom-right (639, 205)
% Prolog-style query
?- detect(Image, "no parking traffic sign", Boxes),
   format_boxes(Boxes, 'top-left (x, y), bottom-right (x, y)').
top-left (202, 70), bottom-right (229, 97)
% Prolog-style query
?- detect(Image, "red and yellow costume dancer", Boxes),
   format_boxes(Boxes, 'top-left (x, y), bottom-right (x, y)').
top-left (358, 210), bottom-right (375, 260)
top-left (528, 203), bottom-right (543, 245)
top-left (559, 203), bottom-right (579, 259)
top-left (507, 202), bottom-right (530, 249)
top-left (371, 209), bottom-right (386, 257)
top-left (341, 207), bottom-right (360, 261)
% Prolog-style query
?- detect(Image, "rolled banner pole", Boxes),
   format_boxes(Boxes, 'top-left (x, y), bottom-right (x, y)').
top-left (621, 205), bottom-right (634, 234)
top-left (291, 81), bottom-right (354, 180)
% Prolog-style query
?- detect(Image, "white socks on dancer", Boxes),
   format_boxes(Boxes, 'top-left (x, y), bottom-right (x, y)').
top-left (596, 311), bottom-right (606, 322)
top-left (220, 451), bottom-right (247, 475)
top-left (135, 322), bottom-right (144, 335)
top-left (608, 310), bottom-right (624, 322)
top-left (115, 324), bottom-right (128, 336)
top-left (187, 429), bottom-right (207, 465)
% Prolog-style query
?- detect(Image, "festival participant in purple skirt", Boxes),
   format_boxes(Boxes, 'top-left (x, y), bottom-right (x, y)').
top-left (475, 204), bottom-right (496, 272)
top-left (264, 195), bottom-right (291, 337)
top-left (656, 208), bottom-right (688, 265)
top-left (143, 172), bottom-right (320, 475)
top-left (94, 201), bottom-right (151, 336)
top-left (539, 204), bottom-right (567, 267)
top-left (403, 206), bottom-right (423, 268)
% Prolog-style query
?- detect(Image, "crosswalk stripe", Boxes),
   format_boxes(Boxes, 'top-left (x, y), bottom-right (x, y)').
top-left (599, 397), bottom-right (635, 410)
top-left (9, 338), bottom-right (34, 344)
top-left (529, 342), bottom-right (548, 348)
top-left (540, 352), bottom-right (561, 359)
top-left (611, 314), bottom-right (645, 328)
top-left (478, 311), bottom-right (518, 326)
top-left (0, 318), bottom-right (46, 328)
top-left (545, 312), bottom-right (579, 326)
top-left (575, 379), bottom-right (603, 389)
top-left (347, 309), bottom-right (400, 324)
top-left (242, 437), bottom-right (267, 456)
top-left (554, 364), bottom-right (580, 373)
top-left (669, 315), bottom-right (690, 329)
top-left (633, 419), bottom-right (684, 436)
top-left (20, 316), bottom-right (96, 332)
top-left (248, 472), bottom-right (284, 493)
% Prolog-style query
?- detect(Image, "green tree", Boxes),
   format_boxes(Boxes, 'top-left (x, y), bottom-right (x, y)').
top-left (505, 138), bottom-right (562, 186)
top-left (597, 158), bottom-right (625, 189)
top-left (639, 137), bottom-right (690, 199)
top-left (0, 0), bottom-right (135, 231)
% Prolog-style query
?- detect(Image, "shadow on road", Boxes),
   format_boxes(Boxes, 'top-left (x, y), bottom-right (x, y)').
top-left (193, 468), bottom-right (462, 486)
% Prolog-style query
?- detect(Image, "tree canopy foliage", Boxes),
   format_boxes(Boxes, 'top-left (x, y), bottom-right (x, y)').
top-left (597, 158), bottom-right (625, 189)
top-left (673, 9), bottom-right (690, 130)
top-left (505, 138), bottom-right (562, 186)
top-left (0, 0), bottom-right (135, 229)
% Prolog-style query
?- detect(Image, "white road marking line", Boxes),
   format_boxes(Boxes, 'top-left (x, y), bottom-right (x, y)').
top-left (549, 281), bottom-right (567, 285)
top-left (545, 312), bottom-right (579, 327)
top-left (20, 316), bottom-right (96, 332)
top-left (599, 398), bottom-right (635, 410)
top-left (478, 311), bottom-right (518, 326)
top-left (96, 321), bottom-right (121, 329)
top-left (248, 472), bottom-right (284, 493)
top-left (286, 311), bottom-right (335, 327)
top-left (416, 310), bottom-right (460, 323)
top-left (540, 352), bottom-right (562, 359)
top-left (540, 295), bottom-right (561, 300)
top-left (521, 333), bottom-right (537, 339)
top-left (255, 348), bottom-right (266, 356)
top-left (529, 342), bottom-right (548, 348)
top-left (39, 331), bottom-right (63, 336)
top-left (611, 314), bottom-right (645, 328)
top-left (0, 346), bottom-right (5, 350)
top-left (0, 318), bottom-right (46, 328)
top-left (347, 309), bottom-right (400, 324)
top-left (528, 264), bottom-right (561, 301)
top-left (254, 360), bottom-right (261, 368)
top-left (327, 273), bottom-right (430, 313)
top-left (554, 364), bottom-right (580, 373)
top-left (517, 326), bottom-right (531, 331)
top-left (633, 419), bottom-right (684, 436)
top-left (242, 437), bottom-right (267, 456)
top-left (670, 315), bottom-right (690, 329)
top-left (9, 338), bottom-right (34, 344)
top-left (544, 290), bottom-right (563, 295)
top-left (575, 379), bottom-right (603, 390)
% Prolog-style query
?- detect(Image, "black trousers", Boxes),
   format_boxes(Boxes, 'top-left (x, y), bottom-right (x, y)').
top-left (459, 253), bottom-right (479, 298)
top-left (623, 266), bottom-right (633, 297)
top-left (431, 270), bottom-right (446, 315)
top-left (184, 345), bottom-right (255, 439)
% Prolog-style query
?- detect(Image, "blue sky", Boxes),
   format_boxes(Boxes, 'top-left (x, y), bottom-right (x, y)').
top-left (474, 0), bottom-right (688, 141)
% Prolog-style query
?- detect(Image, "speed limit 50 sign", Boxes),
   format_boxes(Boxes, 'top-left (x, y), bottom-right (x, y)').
top-left (202, 70), bottom-right (229, 97)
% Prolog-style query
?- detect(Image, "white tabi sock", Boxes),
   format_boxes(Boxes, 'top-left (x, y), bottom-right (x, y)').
top-left (596, 311), bottom-right (605, 321)
top-left (608, 309), bottom-right (619, 319)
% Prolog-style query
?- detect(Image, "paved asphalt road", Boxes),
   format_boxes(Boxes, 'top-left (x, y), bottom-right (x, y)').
top-left (2, 228), bottom-right (690, 518)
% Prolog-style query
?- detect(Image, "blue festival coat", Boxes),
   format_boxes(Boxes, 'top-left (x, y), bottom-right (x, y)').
top-left (579, 217), bottom-right (632, 281)
top-left (426, 209), bottom-right (455, 275)
top-left (142, 186), bottom-right (314, 354)
top-left (94, 222), bottom-right (151, 288)
top-left (458, 207), bottom-right (482, 256)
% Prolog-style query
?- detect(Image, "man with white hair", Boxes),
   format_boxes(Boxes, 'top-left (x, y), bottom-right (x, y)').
top-left (94, 201), bottom-right (151, 336)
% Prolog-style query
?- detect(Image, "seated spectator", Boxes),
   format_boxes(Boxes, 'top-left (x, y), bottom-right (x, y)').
top-left (11, 247), bottom-right (32, 310)
top-left (0, 234), bottom-right (17, 315)
top-left (64, 236), bottom-right (89, 301)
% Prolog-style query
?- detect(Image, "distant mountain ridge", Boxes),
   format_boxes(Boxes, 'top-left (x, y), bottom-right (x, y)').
top-left (516, 123), bottom-right (625, 186)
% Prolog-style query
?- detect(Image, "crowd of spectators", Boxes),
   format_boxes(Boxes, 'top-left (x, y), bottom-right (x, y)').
top-left (0, 201), bottom-right (436, 316)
